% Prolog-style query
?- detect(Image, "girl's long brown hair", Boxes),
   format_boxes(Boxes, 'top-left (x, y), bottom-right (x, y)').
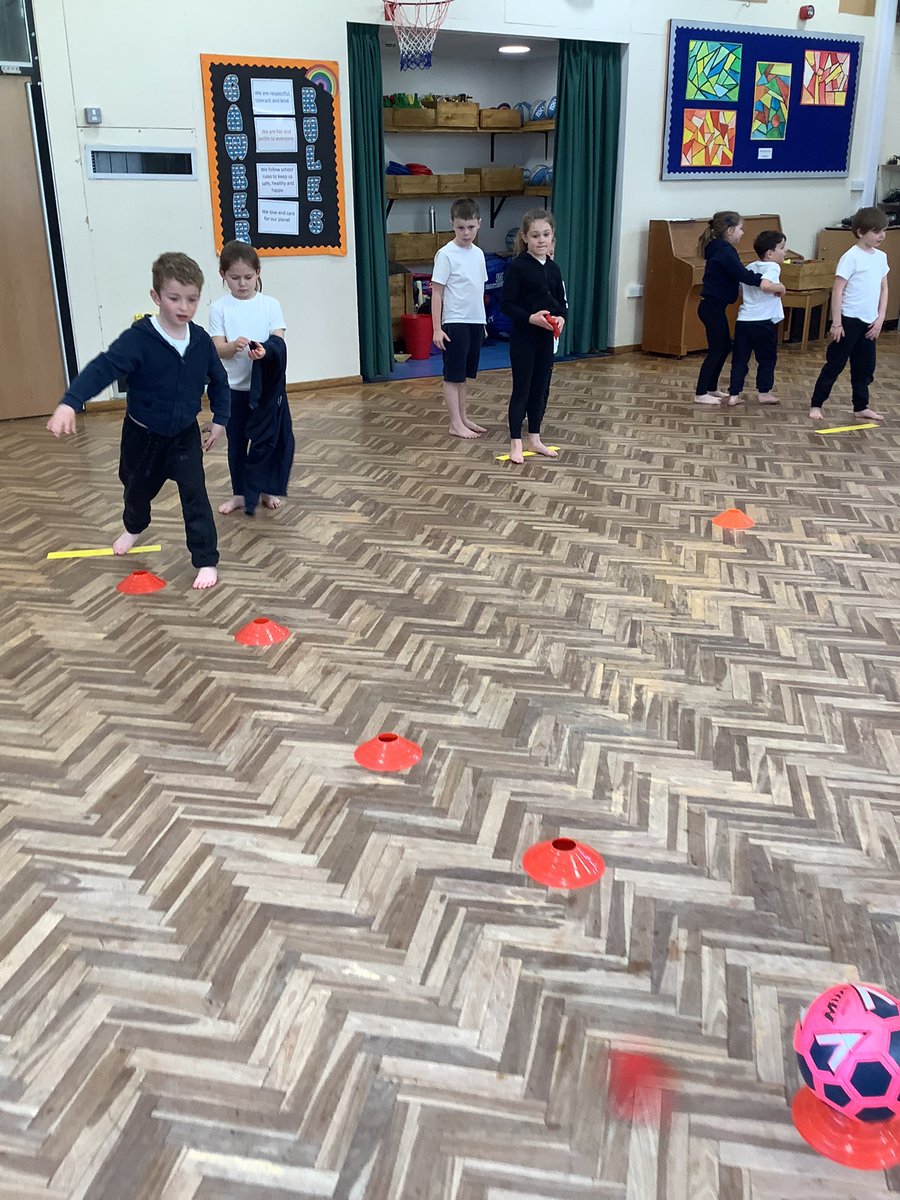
top-left (514, 208), bottom-right (556, 256)
top-left (697, 211), bottom-right (741, 255)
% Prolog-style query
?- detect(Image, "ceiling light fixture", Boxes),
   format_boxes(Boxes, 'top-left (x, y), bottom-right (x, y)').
top-left (498, 44), bottom-right (531, 55)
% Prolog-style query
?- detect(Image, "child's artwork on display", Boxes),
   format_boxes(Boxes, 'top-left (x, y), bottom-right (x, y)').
top-left (201, 56), bottom-right (346, 256)
top-left (663, 21), bottom-right (862, 179)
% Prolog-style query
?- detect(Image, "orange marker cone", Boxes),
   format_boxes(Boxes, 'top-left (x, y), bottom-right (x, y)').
top-left (354, 732), bottom-right (422, 772)
top-left (234, 617), bottom-right (291, 646)
top-left (792, 1087), bottom-right (900, 1170)
top-left (522, 837), bottom-right (606, 889)
top-left (608, 1051), bottom-right (676, 1123)
top-left (711, 508), bottom-right (755, 530)
top-left (116, 570), bottom-right (166, 594)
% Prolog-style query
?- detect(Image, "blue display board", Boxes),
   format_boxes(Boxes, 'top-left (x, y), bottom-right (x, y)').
top-left (663, 20), bottom-right (862, 180)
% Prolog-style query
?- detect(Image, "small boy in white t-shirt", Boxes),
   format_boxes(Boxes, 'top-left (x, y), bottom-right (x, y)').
top-left (431, 198), bottom-right (488, 439)
top-left (727, 230), bottom-right (786, 407)
top-left (810, 207), bottom-right (890, 422)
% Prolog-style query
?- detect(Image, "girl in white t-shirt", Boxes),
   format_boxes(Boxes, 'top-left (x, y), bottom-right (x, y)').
top-left (209, 242), bottom-right (287, 513)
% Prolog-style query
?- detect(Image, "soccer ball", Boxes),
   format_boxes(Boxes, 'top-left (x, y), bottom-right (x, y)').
top-left (794, 983), bottom-right (900, 1123)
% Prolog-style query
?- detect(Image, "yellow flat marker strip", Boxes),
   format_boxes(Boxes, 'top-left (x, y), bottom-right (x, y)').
top-left (817, 423), bottom-right (879, 434)
top-left (495, 446), bottom-right (561, 462)
top-left (47, 544), bottom-right (162, 560)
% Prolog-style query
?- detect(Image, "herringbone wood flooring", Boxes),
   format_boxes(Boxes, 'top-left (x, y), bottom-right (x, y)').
top-left (2, 339), bottom-right (900, 1198)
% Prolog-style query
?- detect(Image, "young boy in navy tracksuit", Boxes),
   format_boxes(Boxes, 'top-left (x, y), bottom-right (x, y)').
top-left (46, 251), bottom-right (230, 589)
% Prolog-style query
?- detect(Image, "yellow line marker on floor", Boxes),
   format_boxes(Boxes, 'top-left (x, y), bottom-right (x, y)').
top-left (495, 446), bottom-right (561, 462)
top-left (47, 545), bottom-right (162, 560)
top-left (816, 423), bottom-right (879, 434)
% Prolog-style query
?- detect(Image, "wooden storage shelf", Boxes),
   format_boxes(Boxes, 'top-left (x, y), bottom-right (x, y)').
top-left (384, 118), bottom-right (555, 135)
top-left (386, 186), bottom-right (550, 200)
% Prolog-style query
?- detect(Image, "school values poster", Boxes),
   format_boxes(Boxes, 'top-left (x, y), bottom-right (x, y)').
top-left (201, 55), bottom-right (346, 256)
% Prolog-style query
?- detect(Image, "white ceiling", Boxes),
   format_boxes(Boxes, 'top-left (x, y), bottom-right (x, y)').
top-left (379, 26), bottom-right (558, 63)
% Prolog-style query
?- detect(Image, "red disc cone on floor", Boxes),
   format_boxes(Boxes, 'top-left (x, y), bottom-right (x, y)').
top-left (608, 1051), bottom-right (676, 1123)
top-left (711, 508), bottom-right (755, 530)
top-left (792, 1088), bottom-right (900, 1170)
top-left (354, 732), bottom-right (423, 772)
top-left (522, 837), bottom-right (606, 889)
top-left (116, 569), bottom-right (166, 594)
top-left (234, 617), bottom-right (291, 646)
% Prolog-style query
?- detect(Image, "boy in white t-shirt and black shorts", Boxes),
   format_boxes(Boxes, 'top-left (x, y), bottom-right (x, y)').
top-left (431, 198), bottom-right (488, 439)
top-left (810, 207), bottom-right (890, 422)
top-left (726, 230), bottom-right (786, 407)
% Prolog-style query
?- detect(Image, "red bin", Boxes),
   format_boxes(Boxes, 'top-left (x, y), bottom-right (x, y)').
top-left (401, 313), bottom-right (433, 360)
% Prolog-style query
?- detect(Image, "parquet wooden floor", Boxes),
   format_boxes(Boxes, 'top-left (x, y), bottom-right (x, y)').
top-left (1, 339), bottom-right (900, 1198)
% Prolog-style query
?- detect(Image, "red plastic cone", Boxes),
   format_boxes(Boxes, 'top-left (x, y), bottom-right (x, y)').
top-left (608, 1051), bottom-right (676, 1123)
top-left (354, 732), bottom-right (422, 772)
top-left (234, 617), bottom-right (291, 646)
top-left (711, 508), bottom-right (755, 530)
top-left (522, 837), bottom-right (606, 889)
top-left (116, 569), bottom-right (166, 594)
top-left (792, 1087), bottom-right (900, 1170)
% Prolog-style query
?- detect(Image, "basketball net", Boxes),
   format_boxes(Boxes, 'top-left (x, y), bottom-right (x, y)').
top-left (384, 1), bottom-right (452, 70)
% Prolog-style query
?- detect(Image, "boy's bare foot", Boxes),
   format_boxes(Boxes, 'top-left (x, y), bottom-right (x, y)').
top-left (112, 530), bottom-right (138, 555)
top-left (218, 495), bottom-right (244, 514)
top-left (261, 495), bottom-right (283, 509)
top-left (757, 393), bottom-right (780, 404)
top-left (193, 567), bottom-right (218, 589)
top-left (462, 418), bottom-right (487, 435)
top-left (726, 394), bottom-right (744, 406)
top-left (855, 408), bottom-right (884, 421)
top-left (809, 408), bottom-right (825, 421)
top-left (450, 424), bottom-right (480, 439)
top-left (528, 437), bottom-right (558, 458)
top-left (509, 439), bottom-right (525, 464)
top-left (694, 394), bottom-right (721, 405)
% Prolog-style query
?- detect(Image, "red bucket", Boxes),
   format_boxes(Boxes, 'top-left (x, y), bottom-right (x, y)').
top-left (401, 313), bottom-right (433, 360)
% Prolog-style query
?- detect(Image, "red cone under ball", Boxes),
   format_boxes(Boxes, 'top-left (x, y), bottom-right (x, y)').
top-left (792, 1087), bottom-right (900, 1171)
top-left (522, 837), bottom-right (605, 889)
top-left (234, 617), bottom-right (291, 646)
top-left (116, 569), bottom-right (166, 594)
top-left (608, 1051), bottom-right (676, 1123)
top-left (354, 732), bottom-right (422, 772)
top-left (711, 508), bottom-right (755, 530)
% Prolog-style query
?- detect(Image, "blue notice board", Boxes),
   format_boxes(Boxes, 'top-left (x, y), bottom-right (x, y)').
top-left (663, 20), bottom-right (862, 180)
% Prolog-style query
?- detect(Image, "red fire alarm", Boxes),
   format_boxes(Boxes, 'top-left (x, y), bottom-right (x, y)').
top-left (799, 4), bottom-right (815, 17)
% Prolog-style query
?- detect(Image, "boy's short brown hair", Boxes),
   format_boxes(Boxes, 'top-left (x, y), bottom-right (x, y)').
top-left (850, 207), bottom-right (888, 236)
top-left (450, 197), bottom-right (480, 222)
top-left (152, 251), bottom-right (205, 293)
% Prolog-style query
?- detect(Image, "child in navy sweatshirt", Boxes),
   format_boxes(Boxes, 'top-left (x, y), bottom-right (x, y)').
top-left (46, 252), bottom-right (230, 589)
top-left (694, 212), bottom-right (785, 406)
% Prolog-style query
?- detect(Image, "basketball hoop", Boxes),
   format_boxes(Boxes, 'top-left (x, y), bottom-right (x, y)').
top-left (384, 1), bottom-right (452, 70)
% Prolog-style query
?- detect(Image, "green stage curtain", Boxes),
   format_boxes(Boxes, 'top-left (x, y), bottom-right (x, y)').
top-left (348, 23), bottom-right (393, 379)
top-left (551, 40), bottom-right (622, 354)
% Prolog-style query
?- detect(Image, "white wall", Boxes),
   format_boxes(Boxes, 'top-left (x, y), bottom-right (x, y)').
top-left (34, 0), bottom-right (886, 381)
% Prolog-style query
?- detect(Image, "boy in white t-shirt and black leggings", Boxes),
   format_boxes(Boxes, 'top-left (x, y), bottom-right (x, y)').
top-left (727, 230), bottom-right (786, 407)
top-left (431, 199), bottom-right (488, 439)
top-left (810, 207), bottom-right (890, 423)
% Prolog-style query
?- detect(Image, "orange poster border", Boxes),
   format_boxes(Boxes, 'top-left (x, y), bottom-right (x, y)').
top-left (200, 54), bottom-right (346, 258)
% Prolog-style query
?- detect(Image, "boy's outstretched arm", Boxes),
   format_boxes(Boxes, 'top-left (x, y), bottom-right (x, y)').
top-left (46, 330), bottom-right (143, 437)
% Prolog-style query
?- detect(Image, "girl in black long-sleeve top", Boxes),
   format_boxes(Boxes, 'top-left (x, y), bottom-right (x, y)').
top-left (695, 211), bottom-right (784, 405)
top-left (500, 209), bottom-right (567, 463)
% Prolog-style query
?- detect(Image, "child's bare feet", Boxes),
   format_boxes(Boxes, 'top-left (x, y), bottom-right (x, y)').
top-left (726, 394), bottom-right (744, 406)
top-left (218, 495), bottom-right (244, 514)
top-left (193, 567), bottom-right (218, 589)
top-left (809, 407), bottom-right (825, 421)
top-left (462, 418), bottom-right (487, 435)
top-left (694, 394), bottom-right (721, 405)
top-left (450, 424), bottom-right (480, 439)
top-left (112, 530), bottom-right (138, 555)
top-left (509, 439), bottom-right (525, 464)
top-left (528, 436), bottom-right (558, 458)
top-left (261, 495), bottom-right (283, 509)
top-left (757, 393), bottom-right (780, 405)
top-left (855, 408), bottom-right (884, 421)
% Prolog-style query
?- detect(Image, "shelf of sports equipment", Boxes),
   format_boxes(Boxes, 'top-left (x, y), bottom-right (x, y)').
top-left (385, 118), bottom-right (555, 160)
top-left (386, 185), bottom-right (551, 226)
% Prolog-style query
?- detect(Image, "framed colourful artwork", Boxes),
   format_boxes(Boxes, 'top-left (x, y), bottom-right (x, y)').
top-left (663, 21), bottom-right (862, 179)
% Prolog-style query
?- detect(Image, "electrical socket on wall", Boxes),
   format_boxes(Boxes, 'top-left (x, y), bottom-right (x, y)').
top-left (625, 284), bottom-right (644, 298)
